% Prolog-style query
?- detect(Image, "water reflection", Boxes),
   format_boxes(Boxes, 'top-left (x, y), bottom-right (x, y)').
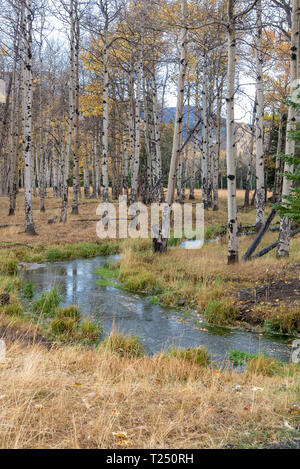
top-left (20, 255), bottom-right (293, 363)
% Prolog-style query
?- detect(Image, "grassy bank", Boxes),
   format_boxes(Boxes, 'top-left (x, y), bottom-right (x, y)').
top-left (0, 330), bottom-right (299, 449)
top-left (95, 235), bottom-right (300, 335)
top-left (0, 189), bottom-right (300, 448)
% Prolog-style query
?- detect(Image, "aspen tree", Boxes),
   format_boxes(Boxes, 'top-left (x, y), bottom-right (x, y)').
top-left (277, 0), bottom-right (299, 257)
top-left (272, 111), bottom-right (284, 202)
top-left (8, 6), bottom-right (21, 215)
top-left (244, 100), bottom-right (256, 207)
top-left (255, 0), bottom-right (265, 230)
top-left (23, 0), bottom-right (35, 235)
top-left (101, 5), bottom-right (109, 202)
top-left (72, 0), bottom-right (80, 213)
top-left (131, 0), bottom-right (145, 203)
top-left (166, 0), bottom-right (187, 206)
top-left (201, 59), bottom-right (209, 209)
top-left (61, 0), bottom-right (75, 222)
top-left (226, 0), bottom-right (238, 263)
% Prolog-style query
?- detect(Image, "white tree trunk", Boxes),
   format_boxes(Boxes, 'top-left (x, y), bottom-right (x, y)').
top-left (166, 0), bottom-right (187, 206)
top-left (102, 26), bottom-right (109, 202)
top-left (201, 62), bottom-right (209, 209)
top-left (23, 0), bottom-right (35, 235)
top-left (255, 0), bottom-right (265, 230)
top-left (272, 111), bottom-right (284, 202)
top-left (226, 0), bottom-right (238, 263)
top-left (61, 0), bottom-right (75, 222)
top-left (131, 4), bottom-right (144, 203)
top-left (72, 2), bottom-right (80, 214)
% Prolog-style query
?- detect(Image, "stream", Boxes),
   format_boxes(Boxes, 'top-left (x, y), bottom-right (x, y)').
top-left (19, 255), bottom-right (294, 364)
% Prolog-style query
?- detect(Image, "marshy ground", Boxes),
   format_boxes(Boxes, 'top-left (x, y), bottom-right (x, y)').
top-left (0, 188), bottom-right (299, 448)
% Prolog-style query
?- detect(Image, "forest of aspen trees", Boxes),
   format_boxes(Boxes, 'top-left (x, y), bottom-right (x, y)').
top-left (0, 0), bottom-right (299, 451)
top-left (0, 0), bottom-right (298, 258)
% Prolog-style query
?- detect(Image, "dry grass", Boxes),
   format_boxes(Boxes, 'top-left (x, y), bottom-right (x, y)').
top-left (0, 189), bottom-right (300, 449)
top-left (0, 188), bottom-right (286, 246)
top-left (1, 187), bottom-right (299, 331)
top-left (118, 234), bottom-right (300, 330)
top-left (0, 335), bottom-right (299, 449)
top-left (0, 189), bottom-right (103, 246)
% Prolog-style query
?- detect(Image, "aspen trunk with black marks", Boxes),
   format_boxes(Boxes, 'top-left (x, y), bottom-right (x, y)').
top-left (0, 74), bottom-right (12, 196)
top-left (178, 85), bottom-right (190, 203)
top-left (160, 63), bottom-right (169, 126)
top-left (72, 2), bottom-right (80, 214)
top-left (201, 62), bottom-right (209, 209)
top-left (189, 75), bottom-right (199, 200)
top-left (244, 100), bottom-right (256, 207)
top-left (83, 131), bottom-right (90, 199)
top-left (122, 120), bottom-right (129, 197)
top-left (226, 0), bottom-right (238, 263)
top-left (143, 75), bottom-right (152, 204)
top-left (272, 111), bottom-right (284, 202)
top-left (131, 2), bottom-right (144, 204)
top-left (37, 11), bottom-right (46, 211)
top-left (61, 0), bottom-right (75, 223)
top-left (151, 74), bottom-right (162, 202)
top-left (95, 126), bottom-right (101, 198)
top-left (23, 0), bottom-right (35, 235)
top-left (166, 0), bottom-right (187, 207)
top-left (102, 24), bottom-right (109, 203)
top-left (207, 81), bottom-right (215, 209)
top-left (255, 0), bottom-right (265, 230)
top-left (52, 139), bottom-right (59, 198)
top-left (128, 49), bottom-right (135, 187)
top-left (8, 15), bottom-right (21, 216)
top-left (277, 0), bottom-right (299, 258)
top-left (213, 74), bottom-right (223, 211)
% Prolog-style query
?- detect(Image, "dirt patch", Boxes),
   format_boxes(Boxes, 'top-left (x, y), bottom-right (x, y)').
top-left (235, 277), bottom-right (300, 325)
top-left (237, 278), bottom-right (300, 305)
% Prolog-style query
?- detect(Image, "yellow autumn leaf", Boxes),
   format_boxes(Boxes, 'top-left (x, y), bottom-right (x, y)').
top-left (112, 432), bottom-right (128, 439)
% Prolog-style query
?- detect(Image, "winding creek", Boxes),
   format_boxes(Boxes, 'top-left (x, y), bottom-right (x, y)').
top-left (19, 255), bottom-right (294, 363)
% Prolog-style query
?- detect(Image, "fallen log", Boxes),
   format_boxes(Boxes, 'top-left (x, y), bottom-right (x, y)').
top-left (0, 224), bottom-right (22, 229)
top-left (250, 227), bottom-right (300, 259)
top-left (242, 209), bottom-right (277, 261)
top-left (0, 242), bottom-right (33, 250)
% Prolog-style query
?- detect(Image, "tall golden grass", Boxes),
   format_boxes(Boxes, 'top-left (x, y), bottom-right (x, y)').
top-left (0, 335), bottom-right (298, 449)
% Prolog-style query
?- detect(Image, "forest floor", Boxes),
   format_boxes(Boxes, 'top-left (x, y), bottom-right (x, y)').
top-left (0, 188), bottom-right (299, 448)
top-left (0, 188), bottom-right (299, 332)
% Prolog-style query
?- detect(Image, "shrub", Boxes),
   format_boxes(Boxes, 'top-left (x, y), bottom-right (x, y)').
top-left (23, 282), bottom-right (35, 300)
top-left (165, 347), bottom-right (211, 367)
top-left (0, 253), bottom-right (18, 274)
top-left (1, 301), bottom-right (23, 316)
top-left (79, 320), bottom-right (102, 343)
top-left (95, 262), bottom-right (119, 280)
top-left (46, 249), bottom-right (63, 262)
top-left (32, 288), bottom-right (62, 317)
top-left (0, 276), bottom-right (23, 293)
top-left (246, 355), bottom-right (284, 377)
top-left (121, 269), bottom-right (162, 294)
top-left (50, 317), bottom-right (78, 338)
top-left (205, 298), bottom-right (237, 325)
top-left (103, 332), bottom-right (144, 358)
top-left (227, 349), bottom-right (258, 367)
top-left (264, 307), bottom-right (300, 335)
top-left (55, 305), bottom-right (80, 322)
